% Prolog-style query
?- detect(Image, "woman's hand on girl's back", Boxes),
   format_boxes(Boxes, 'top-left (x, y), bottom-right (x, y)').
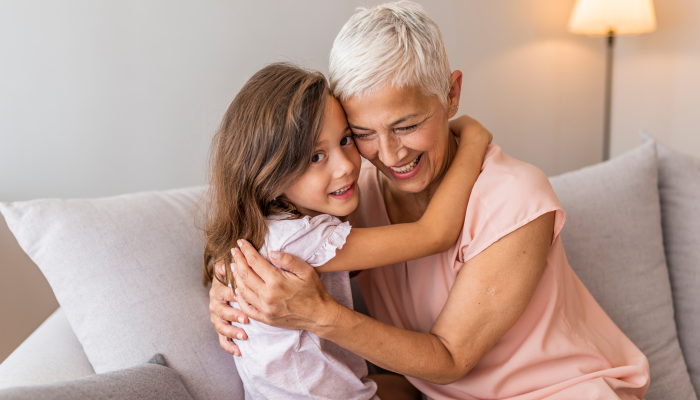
top-left (231, 239), bottom-right (342, 332)
top-left (209, 263), bottom-right (251, 357)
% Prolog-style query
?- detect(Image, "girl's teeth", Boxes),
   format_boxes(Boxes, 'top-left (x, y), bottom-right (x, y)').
top-left (390, 155), bottom-right (421, 173)
top-left (332, 186), bottom-right (349, 195)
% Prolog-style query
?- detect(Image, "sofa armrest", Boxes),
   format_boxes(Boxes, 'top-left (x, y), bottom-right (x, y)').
top-left (0, 308), bottom-right (95, 389)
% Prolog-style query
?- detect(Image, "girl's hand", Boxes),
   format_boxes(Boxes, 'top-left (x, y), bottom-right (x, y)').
top-left (209, 262), bottom-right (250, 357)
top-left (231, 239), bottom-right (343, 332)
top-left (449, 115), bottom-right (493, 145)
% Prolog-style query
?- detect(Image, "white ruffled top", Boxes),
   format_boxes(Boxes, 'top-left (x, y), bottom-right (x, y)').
top-left (231, 215), bottom-right (378, 400)
top-left (260, 214), bottom-right (351, 267)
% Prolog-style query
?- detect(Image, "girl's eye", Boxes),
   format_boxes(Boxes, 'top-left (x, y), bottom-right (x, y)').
top-left (340, 135), bottom-right (354, 146)
top-left (395, 124), bottom-right (418, 133)
top-left (311, 153), bottom-right (326, 163)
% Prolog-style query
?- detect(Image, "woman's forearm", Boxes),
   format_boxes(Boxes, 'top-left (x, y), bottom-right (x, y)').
top-left (315, 299), bottom-right (471, 385)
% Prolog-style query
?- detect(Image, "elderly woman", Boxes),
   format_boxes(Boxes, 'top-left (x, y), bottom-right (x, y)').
top-left (209, 2), bottom-right (650, 399)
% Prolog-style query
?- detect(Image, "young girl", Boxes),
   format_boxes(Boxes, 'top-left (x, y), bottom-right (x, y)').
top-left (201, 63), bottom-right (489, 400)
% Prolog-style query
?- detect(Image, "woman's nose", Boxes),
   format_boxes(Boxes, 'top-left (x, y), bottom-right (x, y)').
top-left (377, 134), bottom-right (406, 167)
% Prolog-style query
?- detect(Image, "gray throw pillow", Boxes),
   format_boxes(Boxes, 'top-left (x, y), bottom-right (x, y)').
top-left (549, 141), bottom-right (696, 400)
top-left (0, 188), bottom-right (243, 400)
top-left (0, 354), bottom-right (193, 400)
top-left (641, 132), bottom-right (700, 395)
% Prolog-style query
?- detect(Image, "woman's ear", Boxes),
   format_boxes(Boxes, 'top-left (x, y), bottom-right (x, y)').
top-left (448, 70), bottom-right (463, 118)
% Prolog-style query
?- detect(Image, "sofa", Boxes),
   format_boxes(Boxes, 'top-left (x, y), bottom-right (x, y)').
top-left (0, 134), bottom-right (698, 399)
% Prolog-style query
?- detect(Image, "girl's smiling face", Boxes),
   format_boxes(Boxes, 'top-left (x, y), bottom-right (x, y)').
top-left (283, 95), bottom-right (361, 218)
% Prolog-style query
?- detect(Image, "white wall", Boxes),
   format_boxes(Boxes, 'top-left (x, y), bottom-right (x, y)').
top-left (0, 0), bottom-right (636, 362)
top-left (0, 1), bottom-right (355, 201)
top-left (0, 0), bottom-right (607, 205)
top-left (451, 1), bottom-right (610, 176)
top-left (611, 0), bottom-right (700, 158)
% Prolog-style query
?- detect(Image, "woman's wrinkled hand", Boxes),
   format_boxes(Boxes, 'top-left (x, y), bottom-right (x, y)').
top-left (209, 262), bottom-right (250, 357)
top-left (231, 239), bottom-right (342, 332)
top-left (449, 115), bottom-right (493, 145)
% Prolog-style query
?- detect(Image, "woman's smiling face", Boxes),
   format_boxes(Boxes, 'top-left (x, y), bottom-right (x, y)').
top-left (342, 85), bottom-right (454, 194)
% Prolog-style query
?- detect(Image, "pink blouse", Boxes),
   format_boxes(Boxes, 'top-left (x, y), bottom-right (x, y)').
top-left (356, 145), bottom-right (650, 400)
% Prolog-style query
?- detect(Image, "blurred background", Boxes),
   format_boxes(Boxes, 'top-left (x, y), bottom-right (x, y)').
top-left (1, 0), bottom-right (698, 363)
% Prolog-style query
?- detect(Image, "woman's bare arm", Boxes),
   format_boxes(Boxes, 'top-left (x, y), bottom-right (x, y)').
top-left (317, 120), bottom-right (490, 273)
top-left (232, 212), bottom-right (554, 383)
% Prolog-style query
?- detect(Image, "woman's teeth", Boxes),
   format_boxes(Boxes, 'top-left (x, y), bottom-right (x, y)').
top-left (331, 186), bottom-right (350, 195)
top-left (390, 154), bottom-right (421, 173)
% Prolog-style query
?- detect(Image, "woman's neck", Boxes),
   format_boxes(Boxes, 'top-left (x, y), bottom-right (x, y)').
top-left (381, 133), bottom-right (458, 224)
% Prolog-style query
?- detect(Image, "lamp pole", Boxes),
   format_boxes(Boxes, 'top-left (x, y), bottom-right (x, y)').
top-left (602, 30), bottom-right (615, 161)
top-left (568, 0), bottom-right (657, 161)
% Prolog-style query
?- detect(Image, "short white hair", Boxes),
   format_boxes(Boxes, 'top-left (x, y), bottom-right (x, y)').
top-left (329, 1), bottom-right (452, 107)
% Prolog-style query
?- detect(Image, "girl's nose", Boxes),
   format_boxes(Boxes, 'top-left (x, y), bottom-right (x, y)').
top-left (333, 150), bottom-right (356, 179)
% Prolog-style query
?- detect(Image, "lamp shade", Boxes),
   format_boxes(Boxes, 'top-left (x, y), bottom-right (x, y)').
top-left (568, 0), bottom-right (656, 36)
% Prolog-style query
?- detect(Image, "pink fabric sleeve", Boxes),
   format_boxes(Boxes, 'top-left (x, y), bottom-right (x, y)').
top-left (266, 214), bottom-right (351, 268)
top-left (456, 146), bottom-right (566, 266)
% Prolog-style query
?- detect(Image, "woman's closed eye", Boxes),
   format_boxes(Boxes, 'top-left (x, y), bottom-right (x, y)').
top-left (395, 124), bottom-right (419, 134)
top-left (351, 131), bottom-right (374, 140)
top-left (350, 122), bottom-right (419, 139)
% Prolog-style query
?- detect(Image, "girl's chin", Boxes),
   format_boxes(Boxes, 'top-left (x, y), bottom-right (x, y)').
top-left (325, 196), bottom-right (359, 218)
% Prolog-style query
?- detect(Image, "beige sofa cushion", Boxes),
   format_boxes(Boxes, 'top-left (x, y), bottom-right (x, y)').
top-left (641, 132), bottom-right (700, 395)
top-left (549, 141), bottom-right (696, 400)
top-left (0, 308), bottom-right (94, 389)
top-left (0, 354), bottom-right (193, 400)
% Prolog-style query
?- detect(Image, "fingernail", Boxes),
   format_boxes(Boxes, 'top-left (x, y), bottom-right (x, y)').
top-left (237, 316), bottom-right (245, 324)
top-left (237, 239), bottom-right (243, 247)
top-left (231, 248), bottom-right (235, 256)
top-left (234, 288), bottom-right (239, 295)
top-left (231, 262), bottom-right (236, 272)
top-left (270, 250), bottom-right (280, 259)
top-left (236, 333), bottom-right (243, 340)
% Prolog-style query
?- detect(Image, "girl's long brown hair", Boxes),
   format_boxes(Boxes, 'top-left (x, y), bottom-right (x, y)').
top-left (199, 62), bottom-right (329, 287)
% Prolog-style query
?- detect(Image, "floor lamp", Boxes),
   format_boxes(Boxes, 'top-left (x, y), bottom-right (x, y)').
top-left (568, 0), bottom-right (657, 161)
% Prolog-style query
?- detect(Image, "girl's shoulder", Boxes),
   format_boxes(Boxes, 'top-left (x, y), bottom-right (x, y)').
top-left (266, 214), bottom-right (344, 236)
top-left (265, 214), bottom-right (351, 267)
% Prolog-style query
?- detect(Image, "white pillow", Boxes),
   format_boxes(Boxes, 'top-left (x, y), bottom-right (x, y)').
top-left (0, 187), bottom-right (243, 400)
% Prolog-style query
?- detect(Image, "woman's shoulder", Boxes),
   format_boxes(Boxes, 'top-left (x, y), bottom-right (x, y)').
top-left (474, 144), bottom-right (555, 203)
top-left (458, 145), bottom-right (563, 263)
